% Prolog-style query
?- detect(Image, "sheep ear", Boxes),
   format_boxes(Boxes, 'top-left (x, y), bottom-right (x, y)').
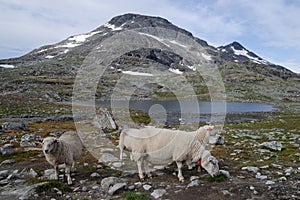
top-left (204, 125), bottom-right (214, 131)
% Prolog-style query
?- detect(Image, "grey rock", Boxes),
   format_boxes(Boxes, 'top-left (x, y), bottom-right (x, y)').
top-left (242, 166), bottom-right (259, 173)
top-left (18, 168), bottom-right (38, 179)
top-left (1, 182), bottom-right (46, 200)
top-left (128, 185), bottom-right (135, 190)
top-left (2, 143), bottom-right (14, 148)
top-left (43, 169), bottom-right (56, 180)
top-left (151, 189), bottom-right (167, 199)
top-left (90, 172), bottom-right (101, 178)
top-left (271, 163), bottom-right (282, 169)
top-left (92, 185), bottom-right (100, 190)
top-left (0, 159), bottom-right (16, 165)
top-left (1, 122), bottom-right (27, 131)
top-left (143, 184), bottom-right (152, 190)
top-left (219, 170), bottom-right (231, 178)
top-left (101, 177), bottom-right (119, 191)
top-left (209, 135), bottom-right (225, 145)
top-left (260, 141), bottom-right (283, 151)
top-left (265, 180), bottom-right (275, 185)
top-left (189, 176), bottom-right (199, 181)
top-left (99, 153), bottom-right (119, 163)
top-left (278, 176), bottom-right (287, 181)
top-left (112, 162), bottom-right (123, 168)
top-left (0, 170), bottom-right (10, 179)
top-left (21, 134), bottom-right (41, 141)
top-left (108, 182), bottom-right (126, 195)
top-left (82, 186), bottom-right (88, 192)
top-left (20, 140), bottom-right (36, 147)
top-left (255, 172), bottom-right (267, 180)
top-left (187, 179), bottom-right (200, 188)
top-left (0, 147), bottom-right (17, 155)
top-left (284, 167), bottom-right (294, 174)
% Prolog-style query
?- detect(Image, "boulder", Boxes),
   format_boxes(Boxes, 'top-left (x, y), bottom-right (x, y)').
top-left (108, 182), bottom-right (126, 195)
top-left (209, 134), bottom-right (225, 145)
top-left (260, 141), bottom-right (283, 151)
top-left (151, 189), bottom-right (167, 199)
top-left (1, 122), bottom-right (27, 131)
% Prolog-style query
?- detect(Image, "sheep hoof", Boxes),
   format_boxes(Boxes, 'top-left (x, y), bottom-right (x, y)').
top-left (179, 178), bottom-right (185, 183)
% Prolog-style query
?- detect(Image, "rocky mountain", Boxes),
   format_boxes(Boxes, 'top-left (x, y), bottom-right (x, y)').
top-left (0, 13), bottom-right (299, 102)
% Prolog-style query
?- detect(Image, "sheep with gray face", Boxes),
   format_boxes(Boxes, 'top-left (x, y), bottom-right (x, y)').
top-left (119, 127), bottom-right (219, 182)
top-left (42, 131), bottom-right (82, 185)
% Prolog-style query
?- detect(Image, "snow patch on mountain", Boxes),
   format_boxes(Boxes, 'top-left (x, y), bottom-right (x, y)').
top-left (138, 32), bottom-right (170, 47)
top-left (45, 55), bottom-right (55, 59)
top-left (0, 64), bottom-right (15, 68)
top-left (56, 31), bottom-right (101, 49)
top-left (169, 68), bottom-right (183, 74)
top-left (169, 40), bottom-right (187, 48)
top-left (104, 23), bottom-right (123, 31)
top-left (231, 47), bottom-right (269, 65)
top-left (122, 70), bottom-right (153, 76)
top-left (201, 53), bottom-right (212, 61)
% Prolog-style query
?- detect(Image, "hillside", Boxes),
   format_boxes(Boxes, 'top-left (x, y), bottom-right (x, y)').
top-left (0, 13), bottom-right (299, 102)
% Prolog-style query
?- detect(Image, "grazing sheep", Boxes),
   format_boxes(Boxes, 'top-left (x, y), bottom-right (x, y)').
top-left (187, 125), bottom-right (214, 170)
top-left (119, 127), bottom-right (219, 182)
top-left (191, 125), bottom-right (214, 146)
top-left (42, 131), bottom-right (83, 185)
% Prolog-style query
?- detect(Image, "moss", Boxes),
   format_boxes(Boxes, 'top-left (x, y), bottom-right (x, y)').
top-left (130, 110), bottom-right (151, 124)
top-left (204, 174), bottom-right (227, 182)
top-left (122, 192), bottom-right (148, 200)
top-left (35, 180), bottom-right (72, 193)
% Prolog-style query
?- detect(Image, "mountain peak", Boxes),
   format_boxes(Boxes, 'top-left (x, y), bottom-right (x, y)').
top-left (107, 13), bottom-right (172, 28)
top-left (218, 41), bottom-right (270, 65)
top-left (229, 41), bottom-right (245, 50)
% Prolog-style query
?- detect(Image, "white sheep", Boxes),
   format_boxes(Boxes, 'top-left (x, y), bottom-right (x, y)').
top-left (42, 131), bottom-right (83, 185)
top-left (187, 125), bottom-right (214, 170)
top-left (119, 127), bottom-right (219, 182)
top-left (190, 125), bottom-right (214, 146)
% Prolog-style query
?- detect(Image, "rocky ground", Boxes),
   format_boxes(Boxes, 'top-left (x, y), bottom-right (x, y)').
top-left (0, 100), bottom-right (299, 200)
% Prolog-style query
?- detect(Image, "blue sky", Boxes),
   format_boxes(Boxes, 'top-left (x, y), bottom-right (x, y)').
top-left (0, 0), bottom-right (299, 73)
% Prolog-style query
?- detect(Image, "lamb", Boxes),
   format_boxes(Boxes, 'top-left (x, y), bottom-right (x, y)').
top-left (119, 127), bottom-right (219, 182)
top-left (42, 131), bottom-right (83, 185)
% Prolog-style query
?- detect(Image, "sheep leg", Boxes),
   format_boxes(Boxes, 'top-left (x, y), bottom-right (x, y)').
top-left (54, 165), bottom-right (59, 180)
top-left (65, 165), bottom-right (72, 185)
top-left (119, 149), bottom-right (123, 160)
top-left (137, 159), bottom-right (145, 181)
top-left (176, 161), bottom-right (184, 182)
top-left (143, 159), bottom-right (152, 179)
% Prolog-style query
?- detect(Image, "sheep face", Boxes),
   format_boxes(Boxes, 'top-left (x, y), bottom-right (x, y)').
top-left (42, 137), bottom-right (58, 154)
top-left (201, 156), bottom-right (219, 177)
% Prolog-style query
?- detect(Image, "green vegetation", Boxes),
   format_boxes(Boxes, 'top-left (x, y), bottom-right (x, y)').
top-left (130, 109), bottom-right (151, 124)
top-left (122, 192), bottom-right (148, 200)
top-left (0, 96), bottom-right (72, 118)
top-left (35, 180), bottom-right (72, 193)
top-left (204, 174), bottom-right (227, 182)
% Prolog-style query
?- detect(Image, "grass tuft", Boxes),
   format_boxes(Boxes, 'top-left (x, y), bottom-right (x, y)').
top-left (122, 192), bottom-right (148, 200)
top-left (35, 180), bottom-right (72, 193)
top-left (204, 174), bottom-right (227, 182)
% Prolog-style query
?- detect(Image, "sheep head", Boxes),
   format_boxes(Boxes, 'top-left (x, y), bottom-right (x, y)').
top-left (201, 151), bottom-right (220, 177)
top-left (42, 137), bottom-right (58, 154)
